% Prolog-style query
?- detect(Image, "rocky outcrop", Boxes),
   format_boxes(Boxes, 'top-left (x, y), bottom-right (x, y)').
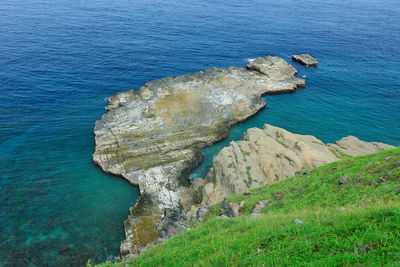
top-left (93, 56), bottom-right (305, 257)
top-left (189, 124), bottom-right (394, 214)
top-left (327, 136), bottom-right (393, 157)
top-left (292, 54), bottom-right (318, 66)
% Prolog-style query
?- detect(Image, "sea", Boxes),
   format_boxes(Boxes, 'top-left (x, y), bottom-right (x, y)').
top-left (0, 0), bottom-right (399, 265)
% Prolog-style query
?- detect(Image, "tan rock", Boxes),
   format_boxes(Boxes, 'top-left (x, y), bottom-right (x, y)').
top-left (198, 124), bottom-right (394, 207)
top-left (327, 136), bottom-right (394, 157)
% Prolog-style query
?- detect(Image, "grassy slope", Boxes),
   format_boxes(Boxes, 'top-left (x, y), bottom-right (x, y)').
top-left (95, 147), bottom-right (400, 266)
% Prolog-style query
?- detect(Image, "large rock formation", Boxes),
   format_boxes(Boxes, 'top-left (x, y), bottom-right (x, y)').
top-left (93, 56), bottom-right (305, 257)
top-left (189, 124), bottom-right (394, 212)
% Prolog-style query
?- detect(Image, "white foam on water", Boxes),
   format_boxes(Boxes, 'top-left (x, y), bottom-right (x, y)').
top-left (246, 58), bottom-right (256, 63)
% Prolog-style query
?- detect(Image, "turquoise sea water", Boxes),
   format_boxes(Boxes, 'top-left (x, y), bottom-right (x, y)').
top-left (0, 0), bottom-right (399, 266)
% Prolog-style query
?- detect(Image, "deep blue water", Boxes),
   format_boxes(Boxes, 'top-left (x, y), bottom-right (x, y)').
top-left (0, 0), bottom-right (399, 266)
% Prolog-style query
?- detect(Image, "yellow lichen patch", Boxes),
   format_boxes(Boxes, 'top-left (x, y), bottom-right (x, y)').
top-left (230, 102), bottom-right (252, 120)
top-left (155, 91), bottom-right (202, 125)
top-left (129, 215), bottom-right (162, 251)
top-left (215, 76), bottom-right (243, 89)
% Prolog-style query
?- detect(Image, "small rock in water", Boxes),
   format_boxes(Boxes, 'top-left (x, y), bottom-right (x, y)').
top-left (338, 177), bottom-right (349, 185)
top-left (59, 246), bottom-right (70, 254)
top-left (292, 54), bottom-right (318, 66)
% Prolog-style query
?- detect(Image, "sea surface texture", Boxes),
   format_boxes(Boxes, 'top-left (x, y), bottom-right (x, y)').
top-left (0, 0), bottom-right (399, 266)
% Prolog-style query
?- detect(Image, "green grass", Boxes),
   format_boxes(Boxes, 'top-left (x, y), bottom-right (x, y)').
top-left (93, 147), bottom-right (400, 267)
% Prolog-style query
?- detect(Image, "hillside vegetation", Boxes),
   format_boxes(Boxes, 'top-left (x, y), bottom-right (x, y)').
top-left (93, 147), bottom-right (400, 266)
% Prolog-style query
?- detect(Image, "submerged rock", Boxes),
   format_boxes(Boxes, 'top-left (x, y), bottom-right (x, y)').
top-left (292, 54), bottom-right (319, 66)
top-left (58, 246), bottom-right (70, 255)
top-left (93, 56), bottom-right (305, 258)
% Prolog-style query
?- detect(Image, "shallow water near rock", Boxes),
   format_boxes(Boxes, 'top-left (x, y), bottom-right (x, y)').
top-left (0, 0), bottom-right (399, 266)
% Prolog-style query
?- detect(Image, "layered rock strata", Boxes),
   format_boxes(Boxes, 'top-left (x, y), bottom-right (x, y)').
top-left (93, 56), bottom-right (305, 257)
top-left (187, 124), bottom-right (394, 215)
top-left (292, 54), bottom-right (319, 66)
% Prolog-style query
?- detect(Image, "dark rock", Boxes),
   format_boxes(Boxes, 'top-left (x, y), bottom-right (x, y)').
top-left (221, 198), bottom-right (228, 209)
top-left (197, 207), bottom-right (208, 219)
top-left (385, 156), bottom-right (392, 162)
top-left (251, 199), bottom-right (270, 215)
top-left (378, 177), bottom-right (386, 183)
top-left (374, 168), bottom-right (382, 174)
top-left (338, 177), bottom-right (349, 185)
top-left (274, 191), bottom-right (286, 199)
top-left (59, 247), bottom-right (70, 254)
top-left (370, 181), bottom-right (379, 186)
top-left (295, 170), bottom-right (302, 175)
top-left (396, 161), bottom-right (400, 168)
top-left (160, 228), bottom-right (169, 239)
